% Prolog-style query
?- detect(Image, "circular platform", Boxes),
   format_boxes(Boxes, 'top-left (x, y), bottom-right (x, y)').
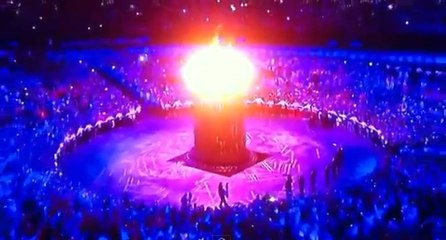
top-left (61, 116), bottom-right (381, 206)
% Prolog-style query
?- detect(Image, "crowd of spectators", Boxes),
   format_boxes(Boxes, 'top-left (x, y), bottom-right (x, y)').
top-left (96, 47), bottom-right (446, 149)
top-left (0, 46), bottom-right (445, 239)
top-left (0, 52), bottom-right (139, 170)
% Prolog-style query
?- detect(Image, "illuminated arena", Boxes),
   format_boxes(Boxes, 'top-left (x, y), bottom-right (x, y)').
top-left (61, 115), bottom-right (381, 205)
top-left (2, 1), bottom-right (446, 239)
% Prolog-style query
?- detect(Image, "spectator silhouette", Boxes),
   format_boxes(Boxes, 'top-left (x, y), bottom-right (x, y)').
top-left (310, 169), bottom-right (316, 194)
top-left (285, 175), bottom-right (293, 200)
top-left (218, 182), bottom-right (228, 208)
top-left (298, 175), bottom-right (305, 196)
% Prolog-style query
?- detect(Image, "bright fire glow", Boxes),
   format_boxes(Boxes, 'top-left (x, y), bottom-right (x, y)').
top-left (181, 41), bottom-right (255, 102)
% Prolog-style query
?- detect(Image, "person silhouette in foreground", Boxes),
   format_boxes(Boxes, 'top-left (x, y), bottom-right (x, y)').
top-left (218, 182), bottom-right (229, 208)
top-left (325, 164), bottom-right (330, 188)
top-left (332, 147), bottom-right (344, 178)
top-left (181, 192), bottom-right (192, 210)
top-left (285, 175), bottom-right (293, 200)
top-left (181, 193), bottom-right (188, 210)
top-left (310, 169), bottom-right (317, 194)
top-left (331, 158), bottom-right (338, 178)
top-left (298, 175), bottom-right (305, 196)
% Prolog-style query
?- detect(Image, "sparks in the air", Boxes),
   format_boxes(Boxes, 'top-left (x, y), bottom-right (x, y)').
top-left (181, 40), bottom-right (256, 102)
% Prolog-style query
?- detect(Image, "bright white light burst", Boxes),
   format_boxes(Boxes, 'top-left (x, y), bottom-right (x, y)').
top-left (181, 43), bottom-right (256, 102)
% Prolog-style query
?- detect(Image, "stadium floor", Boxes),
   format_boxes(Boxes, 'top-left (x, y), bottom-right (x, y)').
top-left (61, 115), bottom-right (382, 206)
